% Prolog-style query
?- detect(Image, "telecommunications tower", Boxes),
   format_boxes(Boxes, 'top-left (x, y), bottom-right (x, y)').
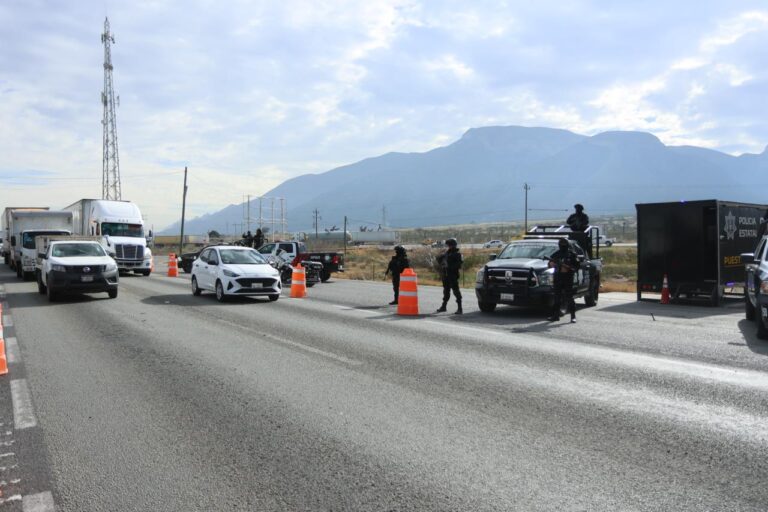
top-left (101, 17), bottom-right (122, 200)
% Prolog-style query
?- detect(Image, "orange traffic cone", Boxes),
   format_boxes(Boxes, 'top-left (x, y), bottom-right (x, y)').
top-left (0, 339), bottom-right (7, 376)
top-left (397, 268), bottom-right (419, 315)
top-left (167, 253), bottom-right (178, 277)
top-left (290, 265), bottom-right (307, 298)
top-left (661, 274), bottom-right (670, 304)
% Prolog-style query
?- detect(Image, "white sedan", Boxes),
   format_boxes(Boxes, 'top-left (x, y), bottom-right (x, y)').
top-left (483, 240), bottom-right (505, 248)
top-left (190, 246), bottom-right (282, 302)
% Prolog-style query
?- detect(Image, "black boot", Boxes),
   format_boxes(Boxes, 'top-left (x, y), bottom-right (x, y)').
top-left (455, 301), bottom-right (463, 315)
top-left (435, 302), bottom-right (447, 313)
top-left (570, 313), bottom-right (576, 323)
top-left (389, 299), bottom-right (398, 305)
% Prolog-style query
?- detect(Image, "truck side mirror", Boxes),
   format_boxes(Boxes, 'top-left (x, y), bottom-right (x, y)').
top-left (488, 254), bottom-right (497, 261)
top-left (741, 253), bottom-right (755, 264)
top-left (39, 253), bottom-right (47, 260)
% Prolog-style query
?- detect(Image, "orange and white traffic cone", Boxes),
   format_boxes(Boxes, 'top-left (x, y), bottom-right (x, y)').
top-left (397, 268), bottom-right (419, 316)
top-left (661, 274), bottom-right (670, 304)
top-left (167, 253), bottom-right (178, 277)
top-left (290, 266), bottom-right (307, 298)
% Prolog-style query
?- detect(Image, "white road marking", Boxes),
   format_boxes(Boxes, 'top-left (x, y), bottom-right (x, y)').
top-left (212, 316), bottom-right (362, 367)
top-left (5, 337), bottom-right (19, 364)
top-left (2, 315), bottom-right (12, 327)
top-left (23, 491), bottom-right (55, 512)
top-left (10, 380), bottom-right (38, 430)
top-left (0, 494), bottom-right (22, 505)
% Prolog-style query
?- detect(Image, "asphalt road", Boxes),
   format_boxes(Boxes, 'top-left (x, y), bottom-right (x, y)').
top-left (2, 266), bottom-right (768, 511)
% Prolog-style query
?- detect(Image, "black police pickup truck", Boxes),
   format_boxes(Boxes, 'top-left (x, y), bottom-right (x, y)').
top-left (475, 226), bottom-right (602, 313)
top-left (743, 234), bottom-right (768, 339)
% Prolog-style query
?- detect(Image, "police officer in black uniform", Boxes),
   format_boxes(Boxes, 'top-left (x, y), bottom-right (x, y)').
top-left (254, 228), bottom-right (264, 250)
top-left (567, 204), bottom-right (590, 232)
top-left (548, 238), bottom-right (579, 323)
top-left (384, 245), bottom-right (410, 305)
top-left (436, 238), bottom-right (463, 314)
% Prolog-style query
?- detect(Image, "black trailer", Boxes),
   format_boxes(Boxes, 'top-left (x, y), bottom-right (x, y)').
top-left (636, 200), bottom-right (768, 305)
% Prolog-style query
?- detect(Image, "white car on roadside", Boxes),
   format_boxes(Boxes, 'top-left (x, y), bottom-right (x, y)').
top-left (190, 246), bottom-right (282, 302)
top-left (483, 240), bottom-right (505, 248)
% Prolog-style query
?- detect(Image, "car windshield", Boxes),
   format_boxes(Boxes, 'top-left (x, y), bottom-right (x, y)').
top-left (219, 248), bottom-right (267, 265)
top-left (498, 243), bottom-right (557, 259)
top-left (52, 243), bottom-right (106, 257)
top-left (101, 222), bottom-right (144, 237)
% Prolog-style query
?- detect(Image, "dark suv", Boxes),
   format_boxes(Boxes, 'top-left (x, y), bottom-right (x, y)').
top-left (743, 235), bottom-right (768, 339)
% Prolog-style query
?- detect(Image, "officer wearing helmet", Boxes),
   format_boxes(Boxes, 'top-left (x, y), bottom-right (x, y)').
top-left (436, 238), bottom-right (464, 314)
top-left (384, 245), bottom-right (410, 305)
top-left (548, 238), bottom-right (579, 323)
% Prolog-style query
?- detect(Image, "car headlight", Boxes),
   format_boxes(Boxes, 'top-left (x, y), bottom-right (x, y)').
top-left (106, 262), bottom-right (118, 272)
top-left (476, 269), bottom-right (485, 283)
top-left (538, 268), bottom-right (554, 287)
top-left (52, 264), bottom-right (66, 272)
top-left (222, 269), bottom-right (240, 278)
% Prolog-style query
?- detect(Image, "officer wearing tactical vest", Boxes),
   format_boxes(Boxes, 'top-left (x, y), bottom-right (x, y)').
top-left (384, 245), bottom-right (410, 305)
top-left (436, 238), bottom-right (463, 315)
top-left (548, 238), bottom-right (579, 323)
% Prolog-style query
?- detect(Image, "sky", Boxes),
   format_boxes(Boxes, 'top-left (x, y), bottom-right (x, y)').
top-left (2, 0), bottom-right (768, 230)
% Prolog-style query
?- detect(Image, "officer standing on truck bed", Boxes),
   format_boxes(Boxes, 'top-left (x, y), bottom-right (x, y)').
top-left (384, 245), bottom-right (410, 305)
top-left (436, 238), bottom-right (463, 315)
top-left (548, 238), bottom-right (579, 323)
top-left (567, 204), bottom-right (590, 232)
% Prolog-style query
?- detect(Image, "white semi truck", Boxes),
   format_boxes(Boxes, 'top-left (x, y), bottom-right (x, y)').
top-left (64, 199), bottom-right (153, 275)
top-left (8, 210), bottom-right (73, 280)
top-left (2, 207), bottom-right (49, 265)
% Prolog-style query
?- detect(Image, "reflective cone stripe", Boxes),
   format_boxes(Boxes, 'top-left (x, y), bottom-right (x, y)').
top-left (167, 252), bottom-right (178, 277)
top-left (397, 268), bottom-right (419, 315)
top-left (290, 266), bottom-right (307, 298)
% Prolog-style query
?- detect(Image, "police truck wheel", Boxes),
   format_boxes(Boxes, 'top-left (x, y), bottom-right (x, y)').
top-left (585, 280), bottom-right (599, 307)
top-left (478, 301), bottom-right (496, 313)
top-left (268, 294), bottom-right (279, 302)
top-left (745, 290), bottom-right (756, 321)
top-left (321, 270), bottom-right (331, 283)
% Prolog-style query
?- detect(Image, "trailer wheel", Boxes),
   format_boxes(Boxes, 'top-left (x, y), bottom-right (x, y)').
top-left (745, 290), bottom-right (756, 321)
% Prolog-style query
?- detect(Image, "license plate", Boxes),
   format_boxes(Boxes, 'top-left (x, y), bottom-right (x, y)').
top-left (250, 283), bottom-right (263, 288)
top-left (81, 275), bottom-right (94, 282)
top-left (500, 293), bottom-right (514, 301)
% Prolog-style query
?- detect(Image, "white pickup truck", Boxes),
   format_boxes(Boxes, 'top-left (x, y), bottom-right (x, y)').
top-left (36, 236), bottom-right (119, 301)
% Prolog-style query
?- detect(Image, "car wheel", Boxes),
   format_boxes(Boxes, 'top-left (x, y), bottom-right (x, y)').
top-left (585, 279), bottom-right (599, 307)
top-left (746, 289), bottom-right (756, 321)
top-left (321, 270), bottom-right (331, 282)
top-left (605, 241), bottom-right (613, 247)
top-left (478, 301), bottom-right (496, 313)
top-left (215, 280), bottom-right (227, 302)
top-left (46, 275), bottom-right (57, 302)
top-left (108, 289), bottom-right (118, 299)
top-left (269, 294), bottom-right (279, 302)
top-left (37, 270), bottom-right (46, 294)
top-left (191, 276), bottom-right (202, 296)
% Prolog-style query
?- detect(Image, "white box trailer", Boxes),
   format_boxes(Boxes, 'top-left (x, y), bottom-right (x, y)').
top-left (9, 210), bottom-right (73, 280)
top-left (63, 199), bottom-right (153, 275)
top-left (2, 207), bottom-right (49, 265)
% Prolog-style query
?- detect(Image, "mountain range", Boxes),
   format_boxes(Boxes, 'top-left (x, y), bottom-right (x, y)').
top-left (160, 125), bottom-right (768, 234)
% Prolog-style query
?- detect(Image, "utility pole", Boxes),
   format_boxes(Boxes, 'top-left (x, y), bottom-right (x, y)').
top-left (179, 167), bottom-right (188, 257)
top-left (523, 182), bottom-right (531, 233)
top-left (101, 17), bottom-right (122, 200)
top-left (313, 209), bottom-right (320, 239)
top-left (343, 215), bottom-right (347, 263)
